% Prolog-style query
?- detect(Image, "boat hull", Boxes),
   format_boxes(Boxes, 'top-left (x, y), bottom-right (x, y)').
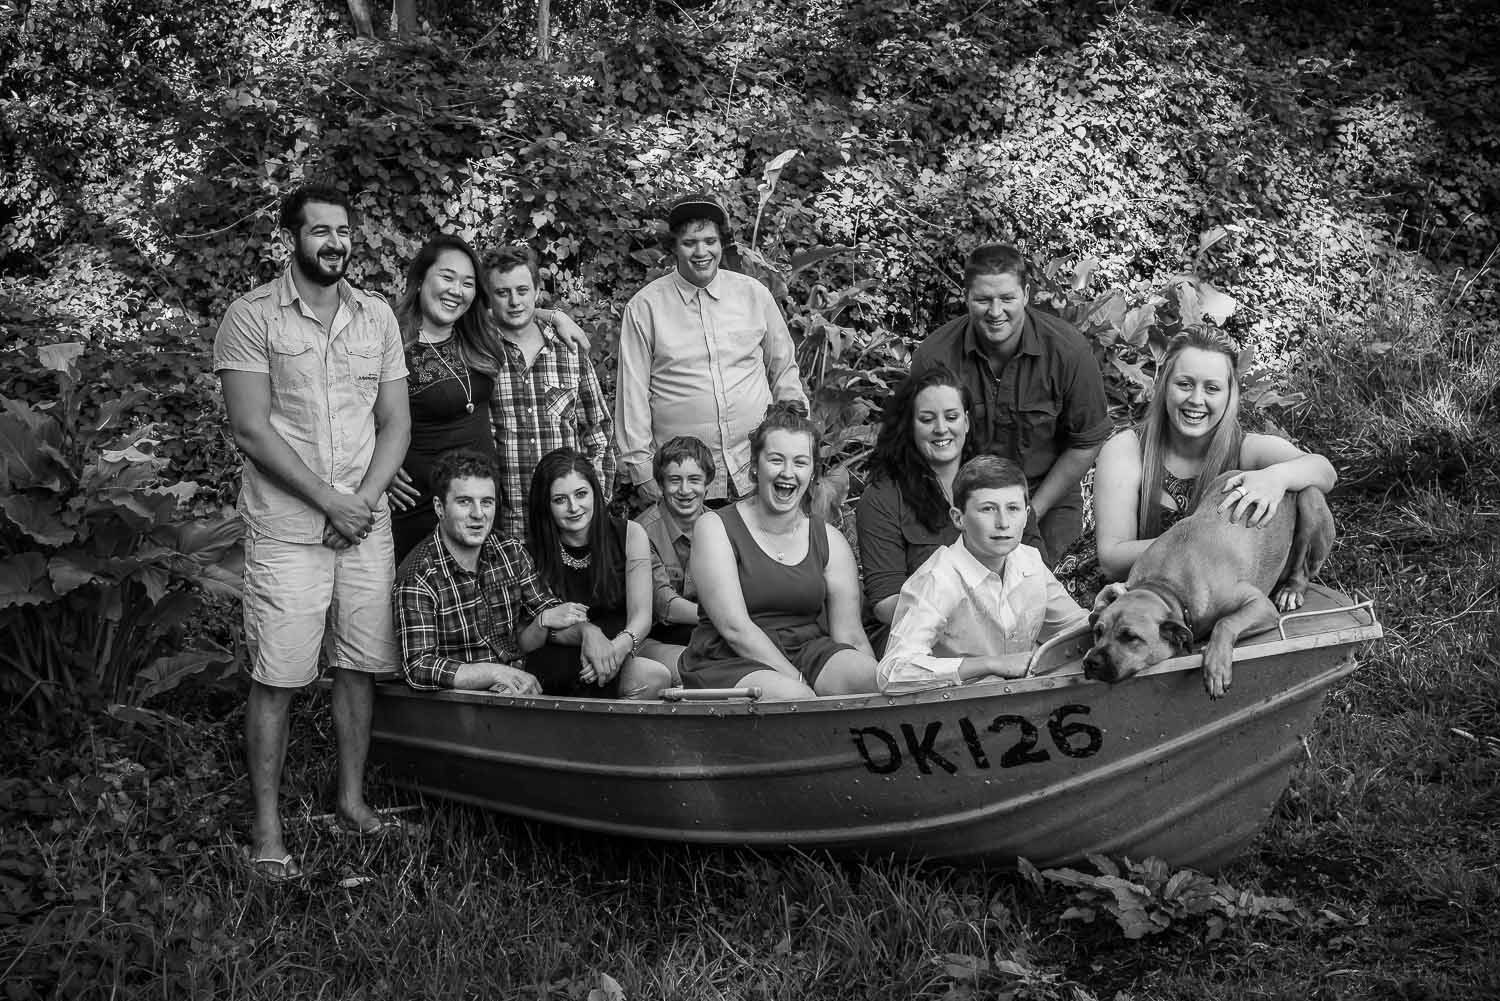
top-left (369, 585), bottom-right (1380, 870)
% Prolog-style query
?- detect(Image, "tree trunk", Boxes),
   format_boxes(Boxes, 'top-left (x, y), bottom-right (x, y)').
top-left (393, 0), bottom-right (418, 40)
top-left (346, 0), bottom-right (375, 37)
top-left (536, 0), bottom-right (551, 62)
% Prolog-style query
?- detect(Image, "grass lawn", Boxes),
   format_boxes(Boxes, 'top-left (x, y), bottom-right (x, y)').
top-left (3, 481), bottom-right (1497, 1000)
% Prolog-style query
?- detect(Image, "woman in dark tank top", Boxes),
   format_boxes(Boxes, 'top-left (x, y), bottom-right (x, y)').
top-left (679, 402), bottom-right (878, 700)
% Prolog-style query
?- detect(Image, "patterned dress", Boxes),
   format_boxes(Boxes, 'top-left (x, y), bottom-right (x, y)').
top-left (1056, 470), bottom-right (1198, 606)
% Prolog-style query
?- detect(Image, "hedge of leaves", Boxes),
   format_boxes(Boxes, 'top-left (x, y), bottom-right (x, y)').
top-left (1, 0), bottom-right (1496, 719)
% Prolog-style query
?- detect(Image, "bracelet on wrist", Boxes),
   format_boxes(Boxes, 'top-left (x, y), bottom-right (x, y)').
top-left (619, 628), bottom-right (640, 656)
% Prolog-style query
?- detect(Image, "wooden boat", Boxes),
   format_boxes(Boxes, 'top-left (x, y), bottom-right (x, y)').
top-left (367, 585), bottom-right (1380, 871)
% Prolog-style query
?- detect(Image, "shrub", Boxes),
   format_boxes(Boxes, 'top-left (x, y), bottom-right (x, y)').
top-left (0, 345), bottom-right (243, 723)
top-left (1018, 854), bottom-right (1301, 943)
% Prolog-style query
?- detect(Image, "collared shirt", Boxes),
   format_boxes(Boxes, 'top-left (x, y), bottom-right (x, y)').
top-left (911, 307), bottom-right (1110, 488)
top-left (634, 503), bottom-right (698, 621)
top-left (615, 269), bottom-right (807, 501)
top-left (392, 530), bottom-right (560, 690)
top-left (490, 316), bottom-right (615, 542)
top-left (213, 269), bottom-right (407, 544)
top-left (877, 539), bottom-right (1088, 693)
top-left (854, 475), bottom-right (961, 612)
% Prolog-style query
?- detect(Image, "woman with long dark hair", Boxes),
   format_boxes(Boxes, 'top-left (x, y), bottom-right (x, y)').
top-left (385, 234), bottom-right (502, 560)
top-left (524, 448), bottom-right (673, 699)
top-left (854, 366), bottom-right (975, 650)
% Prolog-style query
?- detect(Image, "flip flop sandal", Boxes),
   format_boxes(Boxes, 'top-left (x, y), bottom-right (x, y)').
top-left (242, 847), bottom-right (302, 883)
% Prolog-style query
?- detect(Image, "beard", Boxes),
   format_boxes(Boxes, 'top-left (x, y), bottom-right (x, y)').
top-left (293, 243), bottom-right (349, 287)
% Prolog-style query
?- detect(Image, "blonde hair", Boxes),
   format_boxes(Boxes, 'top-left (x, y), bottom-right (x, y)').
top-left (1137, 329), bottom-right (1244, 537)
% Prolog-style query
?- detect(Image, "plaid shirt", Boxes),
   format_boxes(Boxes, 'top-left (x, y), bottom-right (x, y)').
top-left (491, 317), bottom-right (615, 541)
top-left (392, 530), bottom-right (560, 690)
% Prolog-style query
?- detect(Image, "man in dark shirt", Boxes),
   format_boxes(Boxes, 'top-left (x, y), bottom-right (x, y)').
top-left (911, 244), bottom-right (1110, 566)
top-left (392, 449), bottom-right (587, 692)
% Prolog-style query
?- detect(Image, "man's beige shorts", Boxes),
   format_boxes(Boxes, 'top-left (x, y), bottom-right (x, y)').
top-left (242, 511), bottom-right (400, 688)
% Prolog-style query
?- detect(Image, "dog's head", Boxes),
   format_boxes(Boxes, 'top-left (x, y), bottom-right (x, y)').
top-left (1082, 585), bottom-right (1194, 683)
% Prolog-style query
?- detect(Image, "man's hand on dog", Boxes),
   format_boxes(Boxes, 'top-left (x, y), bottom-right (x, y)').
top-left (1217, 470), bottom-right (1285, 527)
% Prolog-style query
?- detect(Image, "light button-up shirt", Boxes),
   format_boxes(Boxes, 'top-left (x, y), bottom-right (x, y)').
top-left (615, 269), bottom-right (806, 500)
top-left (878, 539), bottom-right (1088, 693)
top-left (212, 270), bottom-right (406, 544)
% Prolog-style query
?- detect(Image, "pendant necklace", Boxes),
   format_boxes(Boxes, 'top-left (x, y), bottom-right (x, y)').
top-left (423, 334), bottom-right (474, 413)
top-left (754, 509), bottom-right (798, 563)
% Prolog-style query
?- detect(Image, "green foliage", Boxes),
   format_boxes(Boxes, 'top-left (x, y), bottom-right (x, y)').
top-left (2, 0), bottom-right (1496, 713)
top-left (929, 946), bottom-right (1098, 1001)
top-left (0, 714), bottom-right (242, 998)
top-left (1289, 248), bottom-right (1500, 494)
top-left (1018, 853), bottom-right (1301, 942)
top-left (0, 344), bottom-right (242, 722)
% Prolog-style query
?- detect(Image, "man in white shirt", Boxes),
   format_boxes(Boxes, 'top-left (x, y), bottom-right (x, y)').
top-left (877, 455), bottom-right (1088, 693)
top-left (615, 192), bottom-right (807, 504)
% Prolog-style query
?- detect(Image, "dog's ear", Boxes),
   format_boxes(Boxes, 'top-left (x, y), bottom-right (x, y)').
top-left (1092, 583), bottom-right (1129, 615)
top-left (1160, 619), bottom-right (1193, 654)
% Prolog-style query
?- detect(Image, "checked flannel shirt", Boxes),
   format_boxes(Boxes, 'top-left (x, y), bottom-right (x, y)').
top-left (490, 316), bottom-right (615, 542)
top-left (392, 530), bottom-right (560, 690)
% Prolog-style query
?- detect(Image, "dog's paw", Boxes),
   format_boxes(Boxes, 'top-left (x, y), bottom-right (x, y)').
top-left (1203, 651), bottom-right (1234, 699)
top-left (1272, 585), bottom-right (1306, 613)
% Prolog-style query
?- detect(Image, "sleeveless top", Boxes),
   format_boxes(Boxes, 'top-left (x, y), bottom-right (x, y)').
top-left (394, 336), bottom-right (498, 559)
top-left (706, 504), bottom-right (831, 632)
top-left (1055, 470), bottom-right (1200, 606)
top-left (524, 515), bottom-right (629, 696)
top-left (549, 515), bottom-right (629, 631)
top-left (404, 336), bottom-right (497, 471)
top-left (1160, 469), bottom-right (1198, 528)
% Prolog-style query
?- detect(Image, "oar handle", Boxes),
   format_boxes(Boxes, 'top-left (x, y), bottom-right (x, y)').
top-left (660, 687), bottom-right (763, 702)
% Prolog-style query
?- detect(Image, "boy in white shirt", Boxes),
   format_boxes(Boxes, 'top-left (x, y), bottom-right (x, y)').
top-left (877, 455), bottom-right (1088, 693)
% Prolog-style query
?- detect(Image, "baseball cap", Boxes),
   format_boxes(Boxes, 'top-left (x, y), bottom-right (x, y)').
top-left (665, 192), bottom-right (730, 232)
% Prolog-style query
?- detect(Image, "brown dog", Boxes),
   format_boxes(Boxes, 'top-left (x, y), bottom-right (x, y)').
top-left (1083, 470), bottom-right (1335, 698)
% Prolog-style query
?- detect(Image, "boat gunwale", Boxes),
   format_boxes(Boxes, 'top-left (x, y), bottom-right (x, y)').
top-left (370, 599), bottom-right (1382, 719)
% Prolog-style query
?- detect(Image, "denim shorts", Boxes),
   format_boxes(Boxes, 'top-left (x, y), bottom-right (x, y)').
top-left (241, 509), bottom-right (400, 687)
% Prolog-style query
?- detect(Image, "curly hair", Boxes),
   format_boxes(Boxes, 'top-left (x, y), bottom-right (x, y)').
top-left (866, 368), bottom-right (975, 532)
top-left (430, 448), bottom-right (499, 505)
top-left (1137, 328), bottom-right (1245, 536)
top-left (482, 243), bottom-right (541, 285)
top-left (526, 448), bottom-right (622, 609)
top-left (394, 234), bottom-right (503, 376)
